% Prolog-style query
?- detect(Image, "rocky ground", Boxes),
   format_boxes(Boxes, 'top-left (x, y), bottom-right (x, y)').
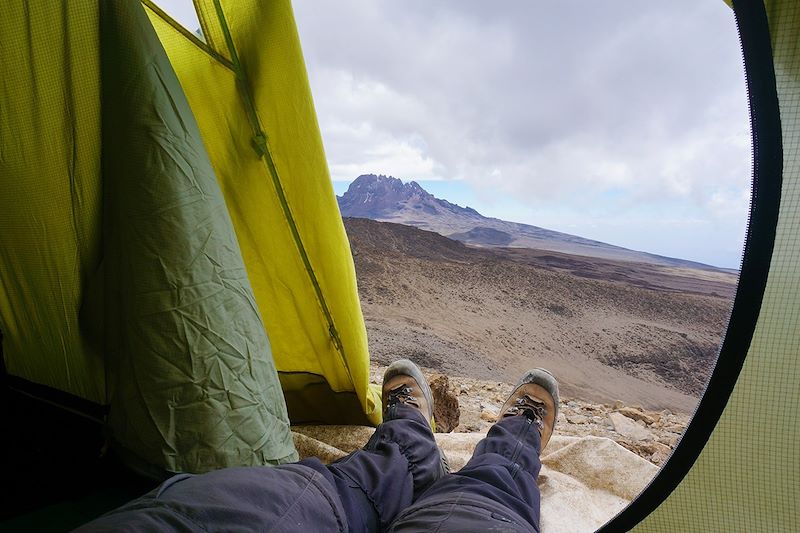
top-left (349, 217), bottom-right (732, 465)
top-left (370, 365), bottom-right (690, 466)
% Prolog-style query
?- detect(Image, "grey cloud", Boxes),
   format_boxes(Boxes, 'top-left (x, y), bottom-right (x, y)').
top-left (293, 0), bottom-right (750, 265)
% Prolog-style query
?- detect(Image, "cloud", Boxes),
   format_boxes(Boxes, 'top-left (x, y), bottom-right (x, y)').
top-left (141, 0), bottom-right (752, 266)
top-left (301, 1), bottom-right (753, 266)
top-left (295, 1), bottom-right (748, 185)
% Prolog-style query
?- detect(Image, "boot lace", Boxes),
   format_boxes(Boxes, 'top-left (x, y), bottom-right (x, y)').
top-left (385, 385), bottom-right (421, 410)
top-left (385, 384), bottom-right (450, 474)
top-left (504, 394), bottom-right (547, 431)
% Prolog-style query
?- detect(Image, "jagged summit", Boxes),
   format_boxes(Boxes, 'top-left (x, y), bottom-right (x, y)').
top-left (336, 174), bottom-right (727, 272)
top-left (338, 174), bottom-right (482, 219)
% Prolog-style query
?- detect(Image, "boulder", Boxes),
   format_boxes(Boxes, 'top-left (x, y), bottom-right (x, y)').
top-left (614, 407), bottom-right (656, 425)
top-left (609, 412), bottom-right (653, 441)
top-left (430, 373), bottom-right (460, 432)
top-left (566, 414), bottom-right (590, 425)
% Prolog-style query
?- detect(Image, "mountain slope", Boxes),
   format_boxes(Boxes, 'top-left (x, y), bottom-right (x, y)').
top-left (338, 174), bottom-right (731, 272)
top-left (344, 217), bottom-right (737, 411)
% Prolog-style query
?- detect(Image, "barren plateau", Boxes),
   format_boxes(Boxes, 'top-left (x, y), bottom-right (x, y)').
top-left (345, 217), bottom-right (738, 415)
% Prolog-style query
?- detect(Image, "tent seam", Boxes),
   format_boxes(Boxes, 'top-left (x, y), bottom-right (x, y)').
top-left (140, 0), bottom-right (235, 72)
top-left (206, 0), bottom-right (355, 384)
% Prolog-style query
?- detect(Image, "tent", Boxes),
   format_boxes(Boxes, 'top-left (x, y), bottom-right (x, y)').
top-left (1, 0), bottom-right (379, 520)
top-left (2, 0), bottom-right (380, 474)
top-left (0, 0), bottom-right (797, 530)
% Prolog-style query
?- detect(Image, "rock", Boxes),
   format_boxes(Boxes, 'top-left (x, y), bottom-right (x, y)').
top-left (566, 414), bottom-right (590, 425)
top-left (658, 434), bottom-right (680, 447)
top-left (480, 410), bottom-right (497, 423)
top-left (646, 441), bottom-right (671, 455)
top-left (614, 407), bottom-right (656, 425)
top-left (628, 441), bottom-right (672, 464)
top-left (430, 374), bottom-right (460, 432)
top-left (649, 442), bottom-right (672, 464)
top-left (609, 412), bottom-right (653, 441)
top-left (620, 440), bottom-right (670, 463)
top-left (613, 400), bottom-right (625, 409)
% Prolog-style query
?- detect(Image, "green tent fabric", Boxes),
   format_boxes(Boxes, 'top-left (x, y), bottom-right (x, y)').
top-left (99, 0), bottom-right (297, 473)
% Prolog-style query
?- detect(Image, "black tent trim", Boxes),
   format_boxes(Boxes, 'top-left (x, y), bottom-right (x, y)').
top-left (0, 331), bottom-right (107, 423)
top-left (4, 374), bottom-right (108, 424)
top-left (599, 0), bottom-right (783, 530)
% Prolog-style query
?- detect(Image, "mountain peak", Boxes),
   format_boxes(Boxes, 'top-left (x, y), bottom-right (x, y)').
top-left (339, 174), bottom-right (468, 219)
top-left (348, 174), bottom-right (430, 196)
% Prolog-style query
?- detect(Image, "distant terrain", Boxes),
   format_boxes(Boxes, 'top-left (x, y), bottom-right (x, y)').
top-left (339, 174), bottom-right (735, 272)
top-left (338, 173), bottom-right (736, 465)
top-left (342, 217), bottom-right (736, 413)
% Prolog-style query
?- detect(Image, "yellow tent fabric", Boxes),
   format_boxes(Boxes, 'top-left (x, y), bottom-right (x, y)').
top-left (0, 0), bottom-right (379, 431)
top-left (0, 2), bottom-right (105, 405)
top-left (142, 0), bottom-right (381, 425)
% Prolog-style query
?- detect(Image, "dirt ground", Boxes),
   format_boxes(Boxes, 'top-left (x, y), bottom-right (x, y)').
top-left (345, 217), bottom-right (737, 414)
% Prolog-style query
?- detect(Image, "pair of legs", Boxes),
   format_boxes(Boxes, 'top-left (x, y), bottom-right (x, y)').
top-left (77, 361), bottom-right (558, 532)
top-left (377, 360), bottom-right (558, 532)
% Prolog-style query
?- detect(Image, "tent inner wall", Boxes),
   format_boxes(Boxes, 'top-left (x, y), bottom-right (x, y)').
top-left (0, 1), bottom-right (105, 404)
top-left (622, 0), bottom-right (800, 530)
top-left (1, 0), bottom-right (381, 482)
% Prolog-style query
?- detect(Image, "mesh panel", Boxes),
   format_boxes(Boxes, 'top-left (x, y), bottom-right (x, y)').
top-left (634, 1), bottom-right (800, 530)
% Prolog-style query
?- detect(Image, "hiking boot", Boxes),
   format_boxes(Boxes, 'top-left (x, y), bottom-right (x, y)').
top-left (382, 359), bottom-right (451, 474)
top-left (499, 368), bottom-right (559, 450)
top-left (382, 359), bottom-right (435, 426)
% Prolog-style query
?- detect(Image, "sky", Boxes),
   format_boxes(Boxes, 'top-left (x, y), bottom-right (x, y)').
top-left (157, 1), bottom-right (751, 269)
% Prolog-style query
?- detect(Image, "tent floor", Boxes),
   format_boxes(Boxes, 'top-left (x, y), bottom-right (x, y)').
top-left (0, 388), bottom-right (156, 530)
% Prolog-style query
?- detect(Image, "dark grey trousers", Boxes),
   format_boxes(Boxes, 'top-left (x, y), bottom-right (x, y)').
top-left (75, 406), bottom-right (541, 532)
top-left (388, 414), bottom-right (542, 532)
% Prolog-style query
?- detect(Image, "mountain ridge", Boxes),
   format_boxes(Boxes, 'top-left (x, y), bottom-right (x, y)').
top-left (337, 174), bottom-right (733, 273)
